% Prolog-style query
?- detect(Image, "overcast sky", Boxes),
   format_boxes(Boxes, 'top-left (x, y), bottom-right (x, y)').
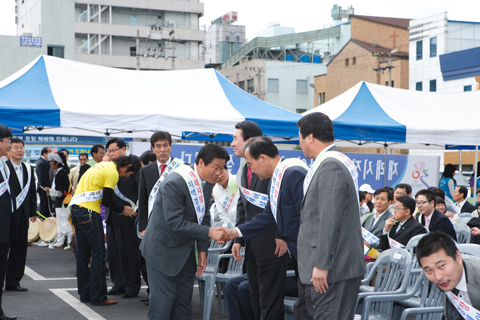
top-left (1, 0), bottom-right (479, 41)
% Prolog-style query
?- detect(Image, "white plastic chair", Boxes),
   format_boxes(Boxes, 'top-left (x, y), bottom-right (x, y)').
top-left (453, 223), bottom-right (471, 244)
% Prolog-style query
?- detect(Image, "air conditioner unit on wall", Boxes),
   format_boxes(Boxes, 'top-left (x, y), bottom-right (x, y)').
top-left (167, 21), bottom-right (177, 29)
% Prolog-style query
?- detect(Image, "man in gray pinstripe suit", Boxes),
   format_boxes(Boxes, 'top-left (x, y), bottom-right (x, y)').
top-left (296, 113), bottom-right (365, 320)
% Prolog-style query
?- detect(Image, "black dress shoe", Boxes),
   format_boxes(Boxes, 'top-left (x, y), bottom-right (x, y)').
top-left (0, 314), bottom-right (17, 320)
top-left (144, 300), bottom-right (149, 306)
top-left (5, 286), bottom-right (28, 292)
top-left (122, 292), bottom-right (137, 299)
top-left (107, 287), bottom-right (125, 295)
top-left (140, 296), bottom-right (149, 302)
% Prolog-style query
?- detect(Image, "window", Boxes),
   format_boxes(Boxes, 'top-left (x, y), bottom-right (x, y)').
top-left (130, 46), bottom-right (136, 57)
top-left (345, 59), bottom-right (349, 66)
top-left (429, 80), bottom-right (436, 92)
top-left (238, 81), bottom-right (245, 90)
top-left (416, 40), bottom-right (423, 60)
top-left (430, 37), bottom-right (437, 57)
top-left (296, 80), bottom-right (308, 94)
top-left (25, 12), bottom-right (29, 25)
top-left (416, 82), bottom-right (423, 91)
top-left (296, 109), bottom-right (307, 114)
top-left (47, 45), bottom-right (64, 58)
top-left (247, 79), bottom-right (254, 93)
top-left (464, 85), bottom-right (472, 92)
top-left (267, 78), bottom-right (279, 93)
top-left (129, 15), bottom-right (138, 26)
top-left (385, 81), bottom-right (394, 87)
top-left (352, 57), bottom-right (356, 65)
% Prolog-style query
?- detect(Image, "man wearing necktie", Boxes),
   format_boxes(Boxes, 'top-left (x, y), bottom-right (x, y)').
top-left (417, 231), bottom-right (480, 320)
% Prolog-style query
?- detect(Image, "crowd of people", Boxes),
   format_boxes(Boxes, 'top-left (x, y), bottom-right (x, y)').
top-left (0, 112), bottom-right (480, 320)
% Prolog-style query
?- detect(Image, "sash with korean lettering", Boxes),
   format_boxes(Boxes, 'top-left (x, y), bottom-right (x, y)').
top-left (175, 165), bottom-right (205, 225)
top-left (270, 158), bottom-right (309, 223)
top-left (446, 290), bottom-right (480, 320)
top-left (387, 233), bottom-right (405, 249)
top-left (114, 185), bottom-right (137, 212)
top-left (15, 162), bottom-right (32, 209)
top-left (236, 159), bottom-right (269, 209)
top-left (222, 178), bottom-right (239, 212)
top-left (69, 189), bottom-right (104, 207)
top-left (148, 158), bottom-right (184, 218)
top-left (0, 159), bottom-right (11, 198)
top-left (361, 227), bottom-right (380, 244)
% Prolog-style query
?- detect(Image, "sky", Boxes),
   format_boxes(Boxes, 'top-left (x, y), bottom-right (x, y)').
top-left (1, 0), bottom-right (479, 41)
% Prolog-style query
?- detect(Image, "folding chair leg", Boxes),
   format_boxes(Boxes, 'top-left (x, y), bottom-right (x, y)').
top-left (203, 275), bottom-right (216, 320)
top-left (216, 282), bottom-right (223, 313)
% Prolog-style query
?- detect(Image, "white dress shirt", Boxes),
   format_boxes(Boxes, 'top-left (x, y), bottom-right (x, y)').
top-left (455, 268), bottom-right (472, 305)
top-left (212, 173), bottom-right (239, 225)
top-left (12, 161), bottom-right (23, 186)
top-left (158, 158), bottom-right (172, 176)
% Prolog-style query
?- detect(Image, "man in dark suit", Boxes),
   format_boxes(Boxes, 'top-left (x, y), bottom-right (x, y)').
top-left (222, 136), bottom-right (309, 319)
top-left (362, 187), bottom-right (394, 249)
top-left (137, 131), bottom-right (173, 304)
top-left (415, 189), bottom-right (457, 241)
top-left (453, 186), bottom-right (476, 213)
top-left (379, 196), bottom-right (426, 251)
top-left (296, 113), bottom-right (365, 319)
top-left (4, 139), bottom-right (37, 292)
top-left (231, 121), bottom-right (289, 320)
top-left (417, 231), bottom-right (480, 320)
top-left (36, 147), bottom-right (52, 218)
top-left (0, 125), bottom-right (16, 320)
top-left (140, 144), bottom-right (230, 320)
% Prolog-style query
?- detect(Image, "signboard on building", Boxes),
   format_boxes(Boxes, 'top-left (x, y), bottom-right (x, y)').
top-left (20, 36), bottom-right (42, 47)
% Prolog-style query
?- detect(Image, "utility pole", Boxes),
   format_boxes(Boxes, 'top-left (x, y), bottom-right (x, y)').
top-left (373, 50), bottom-right (396, 87)
top-left (172, 44), bottom-right (176, 70)
top-left (136, 30), bottom-right (140, 70)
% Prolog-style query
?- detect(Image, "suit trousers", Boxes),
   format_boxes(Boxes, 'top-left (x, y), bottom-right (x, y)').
top-left (146, 248), bottom-right (196, 320)
top-left (5, 216), bottom-right (28, 288)
top-left (0, 241), bottom-right (10, 316)
top-left (138, 238), bottom-right (149, 292)
top-left (106, 222), bottom-right (141, 295)
top-left (299, 275), bottom-right (362, 320)
top-left (38, 188), bottom-right (52, 218)
top-left (245, 241), bottom-right (289, 320)
top-left (225, 274), bottom-right (255, 320)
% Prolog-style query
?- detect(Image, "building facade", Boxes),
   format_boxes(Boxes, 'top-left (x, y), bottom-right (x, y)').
top-left (409, 12), bottom-right (480, 93)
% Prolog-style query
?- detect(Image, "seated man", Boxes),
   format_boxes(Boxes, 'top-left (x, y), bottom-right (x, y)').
top-left (415, 189), bottom-right (457, 241)
top-left (394, 183), bottom-right (412, 201)
top-left (416, 231), bottom-right (480, 319)
top-left (362, 187), bottom-right (393, 249)
top-left (379, 196), bottom-right (426, 250)
top-left (453, 186), bottom-right (476, 213)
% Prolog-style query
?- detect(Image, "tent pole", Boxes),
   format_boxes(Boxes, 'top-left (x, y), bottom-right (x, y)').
top-left (458, 150), bottom-right (463, 173)
top-left (474, 145), bottom-right (478, 199)
top-left (384, 143), bottom-right (387, 187)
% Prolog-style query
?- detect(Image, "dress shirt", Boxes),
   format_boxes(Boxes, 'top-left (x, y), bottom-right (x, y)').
top-left (158, 158), bottom-right (172, 176)
top-left (423, 210), bottom-right (434, 229)
top-left (455, 268), bottom-right (472, 306)
top-left (212, 173), bottom-right (239, 224)
top-left (456, 199), bottom-right (467, 209)
top-left (12, 161), bottom-right (23, 186)
top-left (372, 210), bottom-right (388, 228)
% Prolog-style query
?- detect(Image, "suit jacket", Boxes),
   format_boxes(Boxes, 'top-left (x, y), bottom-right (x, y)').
top-left (460, 201), bottom-right (476, 214)
top-left (235, 161), bottom-right (277, 261)
top-left (444, 259), bottom-right (480, 320)
top-left (0, 161), bottom-right (13, 243)
top-left (140, 164), bottom-right (213, 277)
top-left (238, 165), bottom-right (307, 261)
top-left (379, 216), bottom-right (427, 251)
top-left (418, 209), bottom-right (457, 241)
top-left (52, 168), bottom-right (70, 208)
top-left (106, 175), bottom-right (138, 227)
top-left (35, 156), bottom-right (51, 190)
top-left (362, 209), bottom-right (393, 249)
top-left (298, 146), bottom-right (366, 285)
top-left (137, 160), bottom-right (161, 232)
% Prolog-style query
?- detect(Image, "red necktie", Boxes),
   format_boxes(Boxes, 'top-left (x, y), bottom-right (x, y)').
top-left (247, 165), bottom-right (252, 189)
top-left (160, 164), bottom-right (167, 176)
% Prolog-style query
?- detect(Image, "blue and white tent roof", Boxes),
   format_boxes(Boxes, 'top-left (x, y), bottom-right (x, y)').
top-left (0, 55), bottom-right (301, 141)
top-left (304, 81), bottom-right (480, 146)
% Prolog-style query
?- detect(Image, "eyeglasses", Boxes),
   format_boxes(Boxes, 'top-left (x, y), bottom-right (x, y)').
top-left (415, 200), bottom-right (430, 206)
top-left (106, 148), bottom-right (120, 154)
top-left (393, 206), bottom-right (406, 211)
top-left (0, 139), bottom-right (11, 145)
top-left (11, 146), bottom-right (24, 150)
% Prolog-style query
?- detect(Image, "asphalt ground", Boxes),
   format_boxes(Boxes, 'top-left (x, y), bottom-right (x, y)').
top-left (2, 244), bottom-right (228, 320)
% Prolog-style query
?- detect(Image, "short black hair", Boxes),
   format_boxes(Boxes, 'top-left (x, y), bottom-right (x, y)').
top-left (10, 138), bottom-right (24, 146)
top-left (59, 148), bottom-right (69, 155)
top-left (359, 191), bottom-right (365, 202)
top-left (296, 112), bottom-right (334, 143)
top-left (235, 121), bottom-right (263, 141)
top-left (150, 131), bottom-right (172, 147)
top-left (139, 151), bottom-right (157, 166)
top-left (396, 196), bottom-right (415, 216)
top-left (106, 138), bottom-right (126, 150)
top-left (442, 164), bottom-right (456, 179)
top-left (374, 187), bottom-right (393, 201)
top-left (91, 145), bottom-right (104, 156)
top-left (457, 186), bottom-right (468, 199)
top-left (113, 155), bottom-right (133, 171)
top-left (428, 187), bottom-right (445, 200)
top-left (415, 189), bottom-right (436, 205)
top-left (0, 125), bottom-right (12, 140)
top-left (416, 231), bottom-right (458, 267)
top-left (41, 147), bottom-right (50, 156)
top-left (435, 196), bottom-right (445, 205)
top-left (195, 144), bottom-right (230, 166)
top-left (244, 136), bottom-right (279, 160)
top-left (395, 183), bottom-right (412, 195)
top-left (79, 153), bottom-right (88, 160)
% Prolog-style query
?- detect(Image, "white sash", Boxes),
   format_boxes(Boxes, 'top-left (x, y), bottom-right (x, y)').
top-left (361, 227), bottom-right (380, 244)
top-left (114, 185), bottom-right (137, 212)
top-left (175, 165), bottom-right (205, 225)
top-left (69, 189), bottom-right (103, 207)
top-left (446, 290), bottom-right (480, 320)
top-left (15, 162), bottom-right (32, 209)
top-left (387, 234), bottom-right (405, 249)
top-left (222, 177), bottom-right (239, 212)
top-left (0, 159), bottom-right (11, 198)
top-left (148, 158), bottom-right (185, 218)
top-left (270, 158), bottom-right (309, 223)
top-left (236, 159), bottom-right (269, 209)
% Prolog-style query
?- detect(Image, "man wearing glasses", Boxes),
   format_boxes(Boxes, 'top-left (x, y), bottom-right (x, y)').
top-left (415, 189), bottom-right (457, 241)
top-left (379, 196), bottom-right (426, 250)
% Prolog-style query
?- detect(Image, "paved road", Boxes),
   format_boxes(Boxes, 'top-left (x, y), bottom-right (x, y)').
top-left (3, 245), bottom-right (229, 320)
